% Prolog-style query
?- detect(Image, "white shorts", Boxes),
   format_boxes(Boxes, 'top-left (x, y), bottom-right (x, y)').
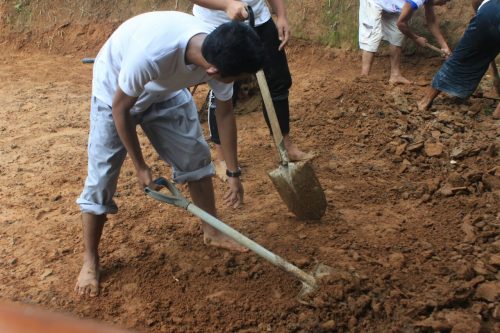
top-left (77, 89), bottom-right (215, 215)
top-left (359, 0), bottom-right (405, 52)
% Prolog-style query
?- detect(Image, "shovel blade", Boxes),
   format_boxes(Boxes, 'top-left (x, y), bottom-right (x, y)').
top-left (268, 160), bottom-right (327, 220)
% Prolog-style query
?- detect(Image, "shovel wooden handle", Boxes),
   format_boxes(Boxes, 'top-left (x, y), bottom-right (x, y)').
top-left (425, 43), bottom-right (446, 56)
top-left (255, 70), bottom-right (289, 164)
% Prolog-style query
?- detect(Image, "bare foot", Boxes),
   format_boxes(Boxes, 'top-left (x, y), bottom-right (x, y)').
top-left (75, 259), bottom-right (100, 297)
top-left (493, 103), bottom-right (500, 119)
top-left (389, 75), bottom-right (412, 85)
top-left (203, 224), bottom-right (248, 252)
top-left (283, 137), bottom-right (315, 162)
top-left (287, 145), bottom-right (315, 162)
top-left (417, 98), bottom-right (432, 111)
top-left (214, 160), bottom-right (227, 182)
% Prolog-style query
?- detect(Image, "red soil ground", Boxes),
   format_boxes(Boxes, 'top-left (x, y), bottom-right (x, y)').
top-left (0, 24), bottom-right (499, 333)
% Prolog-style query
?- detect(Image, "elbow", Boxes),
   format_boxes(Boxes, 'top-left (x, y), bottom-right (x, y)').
top-left (396, 21), bottom-right (405, 31)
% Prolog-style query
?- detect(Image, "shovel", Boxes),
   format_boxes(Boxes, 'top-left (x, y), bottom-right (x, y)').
top-left (255, 71), bottom-right (327, 220)
top-left (145, 177), bottom-right (331, 301)
top-left (244, 6), bottom-right (326, 220)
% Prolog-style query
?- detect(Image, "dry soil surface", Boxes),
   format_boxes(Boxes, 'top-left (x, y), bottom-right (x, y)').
top-left (0, 40), bottom-right (499, 333)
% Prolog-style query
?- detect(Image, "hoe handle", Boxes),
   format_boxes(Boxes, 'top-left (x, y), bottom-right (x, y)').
top-left (145, 178), bottom-right (317, 289)
top-left (187, 203), bottom-right (317, 289)
top-left (425, 43), bottom-right (446, 56)
top-left (255, 70), bottom-right (290, 164)
top-left (144, 178), bottom-right (189, 209)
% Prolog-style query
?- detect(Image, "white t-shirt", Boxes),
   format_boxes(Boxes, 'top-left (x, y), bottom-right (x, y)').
top-left (193, 0), bottom-right (271, 30)
top-left (375, 0), bottom-right (426, 13)
top-left (92, 11), bottom-right (233, 113)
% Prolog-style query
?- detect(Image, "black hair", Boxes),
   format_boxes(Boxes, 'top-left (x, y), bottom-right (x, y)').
top-left (202, 21), bottom-right (265, 78)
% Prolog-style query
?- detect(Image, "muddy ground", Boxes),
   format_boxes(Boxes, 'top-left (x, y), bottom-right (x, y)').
top-left (0, 20), bottom-right (499, 333)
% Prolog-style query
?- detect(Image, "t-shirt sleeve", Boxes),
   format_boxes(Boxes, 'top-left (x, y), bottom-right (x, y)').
top-left (118, 50), bottom-right (159, 97)
top-left (208, 79), bottom-right (233, 102)
top-left (405, 0), bottom-right (425, 9)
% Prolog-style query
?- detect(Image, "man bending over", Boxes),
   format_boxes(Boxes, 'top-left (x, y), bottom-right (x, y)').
top-left (359, 0), bottom-right (451, 83)
top-left (75, 11), bottom-right (265, 297)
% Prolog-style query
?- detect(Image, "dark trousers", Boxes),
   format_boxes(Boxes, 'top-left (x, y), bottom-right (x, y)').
top-left (431, 0), bottom-right (500, 98)
top-left (209, 18), bottom-right (293, 144)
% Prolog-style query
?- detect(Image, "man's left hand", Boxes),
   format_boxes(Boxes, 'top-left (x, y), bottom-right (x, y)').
top-left (223, 177), bottom-right (244, 208)
top-left (276, 16), bottom-right (291, 50)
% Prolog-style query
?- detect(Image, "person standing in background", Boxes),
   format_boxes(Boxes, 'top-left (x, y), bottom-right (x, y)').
top-left (359, 0), bottom-right (451, 84)
top-left (418, 0), bottom-right (500, 118)
top-left (190, 0), bottom-right (313, 181)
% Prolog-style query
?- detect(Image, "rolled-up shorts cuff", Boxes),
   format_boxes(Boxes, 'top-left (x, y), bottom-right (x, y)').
top-left (359, 43), bottom-right (379, 53)
top-left (76, 197), bottom-right (118, 215)
top-left (173, 162), bottom-right (215, 184)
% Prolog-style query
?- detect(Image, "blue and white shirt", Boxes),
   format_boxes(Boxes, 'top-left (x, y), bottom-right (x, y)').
top-left (375, 0), bottom-right (426, 13)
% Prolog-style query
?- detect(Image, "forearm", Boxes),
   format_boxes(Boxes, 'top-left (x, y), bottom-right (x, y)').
top-left (428, 23), bottom-right (448, 48)
top-left (112, 109), bottom-right (146, 169)
top-left (397, 20), bottom-right (419, 41)
top-left (424, 4), bottom-right (448, 48)
top-left (111, 91), bottom-right (144, 170)
top-left (267, 0), bottom-right (287, 18)
top-left (215, 100), bottom-right (239, 172)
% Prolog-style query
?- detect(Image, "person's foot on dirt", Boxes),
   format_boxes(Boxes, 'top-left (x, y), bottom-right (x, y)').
top-left (287, 145), bottom-right (315, 162)
top-left (389, 75), bottom-right (412, 85)
top-left (203, 225), bottom-right (248, 252)
top-left (283, 136), bottom-right (314, 161)
top-left (417, 97), bottom-right (432, 111)
top-left (214, 160), bottom-right (228, 182)
top-left (494, 76), bottom-right (500, 97)
top-left (493, 103), bottom-right (500, 119)
top-left (75, 258), bottom-right (100, 297)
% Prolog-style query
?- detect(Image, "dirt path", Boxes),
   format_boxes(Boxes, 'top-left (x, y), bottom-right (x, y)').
top-left (0, 42), bottom-right (499, 332)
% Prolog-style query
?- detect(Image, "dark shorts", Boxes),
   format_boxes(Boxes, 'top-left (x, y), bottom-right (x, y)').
top-left (432, 0), bottom-right (500, 99)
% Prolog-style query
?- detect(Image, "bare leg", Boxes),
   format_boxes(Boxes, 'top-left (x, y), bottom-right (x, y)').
top-left (389, 45), bottom-right (411, 84)
top-left (493, 102), bottom-right (500, 119)
top-left (361, 50), bottom-right (375, 76)
top-left (213, 144), bottom-right (227, 182)
top-left (418, 87), bottom-right (441, 111)
top-left (75, 213), bottom-right (106, 297)
top-left (491, 61), bottom-right (500, 96)
top-left (283, 134), bottom-right (314, 161)
top-left (188, 177), bottom-right (247, 252)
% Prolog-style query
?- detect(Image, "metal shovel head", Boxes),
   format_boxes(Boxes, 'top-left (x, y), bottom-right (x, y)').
top-left (297, 263), bottom-right (335, 303)
top-left (268, 160), bottom-right (327, 220)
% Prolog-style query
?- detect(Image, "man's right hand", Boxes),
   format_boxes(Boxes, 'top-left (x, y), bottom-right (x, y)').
top-left (225, 0), bottom-right (248, 21)
top-left (136, 165), bottom-right (158, 190)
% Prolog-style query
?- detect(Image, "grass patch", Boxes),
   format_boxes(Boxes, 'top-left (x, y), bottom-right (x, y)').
top-left (321, 0), bottom-right (359, 48)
